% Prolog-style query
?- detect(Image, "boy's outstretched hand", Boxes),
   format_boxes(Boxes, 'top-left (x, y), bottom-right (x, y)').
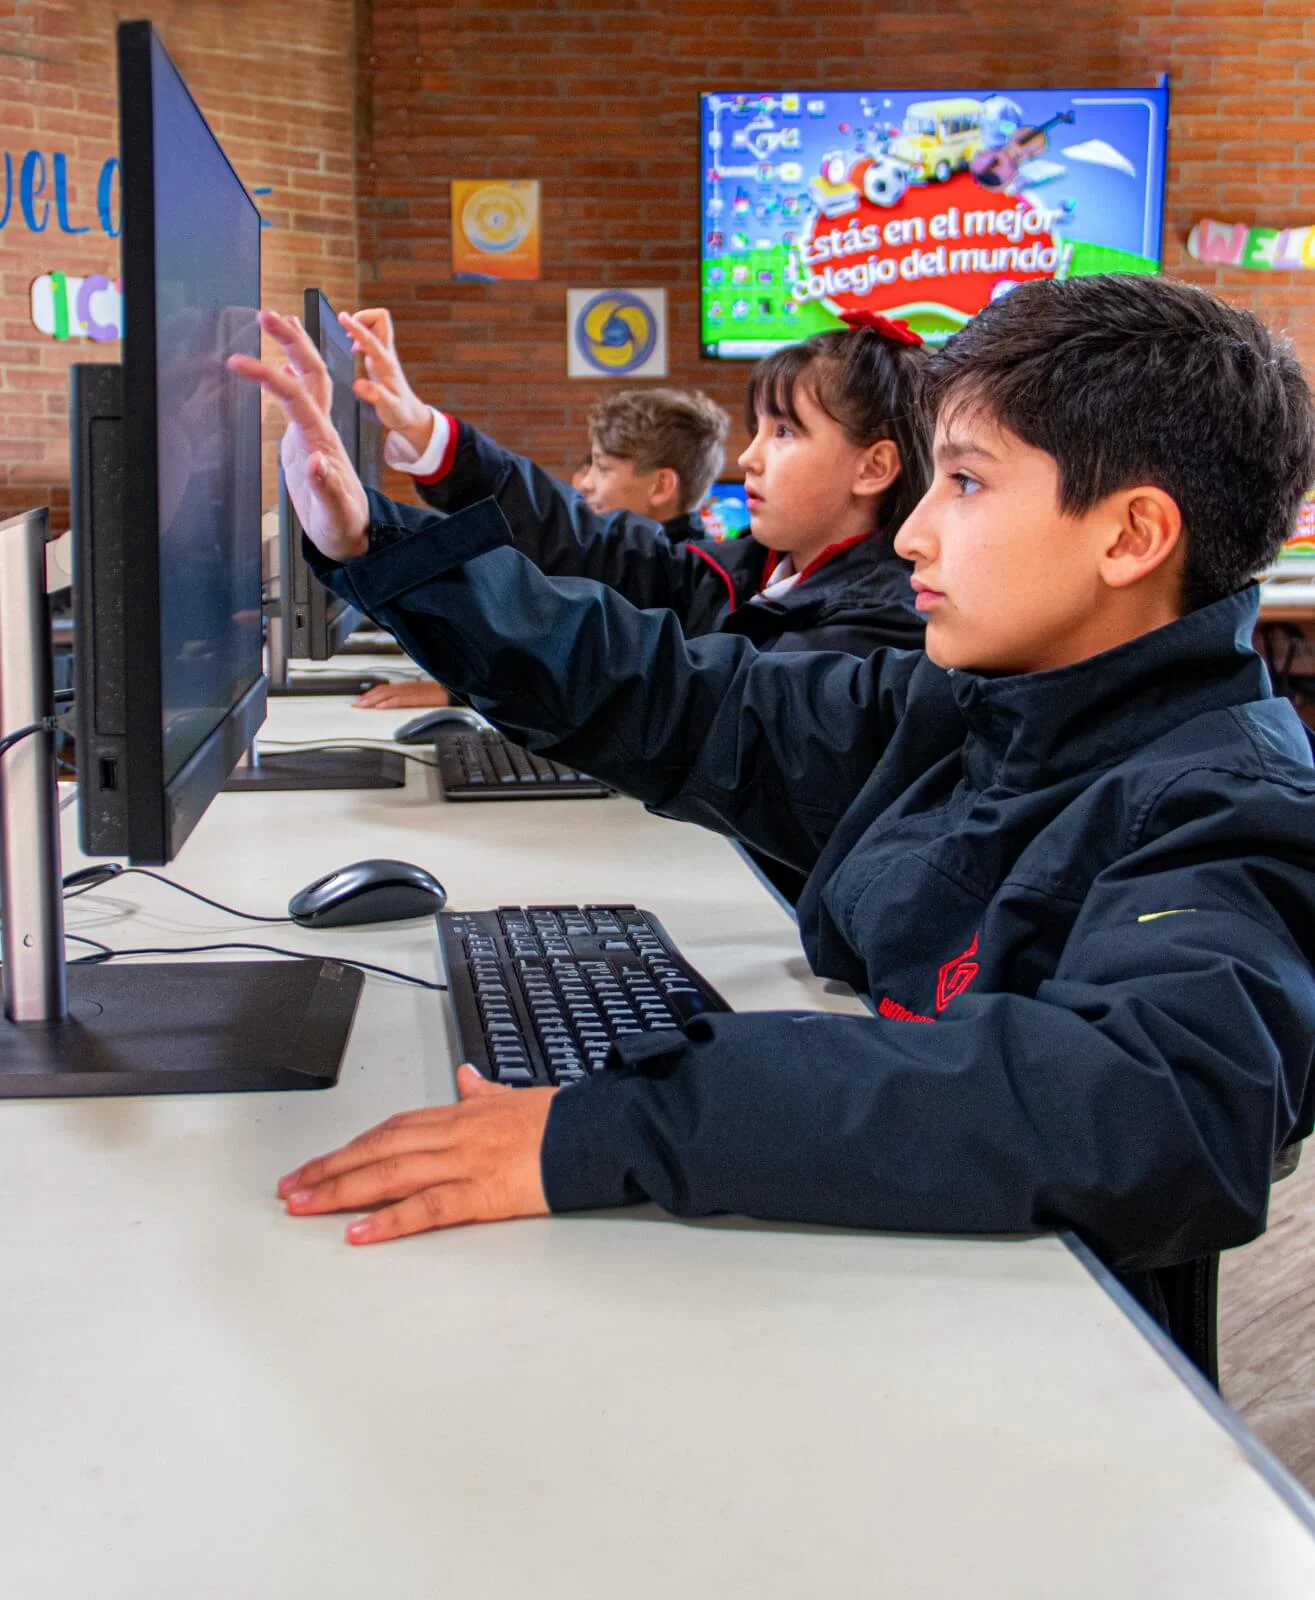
top-left (277, 1064), bottom-right (557, 1244)
top-left (340, 307), bottom-right (434, 459)
top-left (227, 308), bottom-right (369, 564)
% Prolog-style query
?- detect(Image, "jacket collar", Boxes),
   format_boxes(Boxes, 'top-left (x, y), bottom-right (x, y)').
top-left (713, 534), bottom-right (914, 615)
top-left (949, 587), bottom-right (1269, 792)
top-left (661, 512), bottom-right (705, 545)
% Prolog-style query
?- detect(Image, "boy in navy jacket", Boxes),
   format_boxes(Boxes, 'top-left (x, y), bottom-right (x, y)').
top-left (235, 276), bottom-right (1315, 1313)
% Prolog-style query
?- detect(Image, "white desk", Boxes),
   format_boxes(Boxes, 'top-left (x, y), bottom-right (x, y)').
top-left (2, 692), bottom-right (1314, 1598)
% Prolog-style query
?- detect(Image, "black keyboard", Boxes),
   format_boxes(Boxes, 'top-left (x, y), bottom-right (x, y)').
top-left (438, 904), bottom-right (731, 1086)
top-left (435, 727), bottom-right (614, 801)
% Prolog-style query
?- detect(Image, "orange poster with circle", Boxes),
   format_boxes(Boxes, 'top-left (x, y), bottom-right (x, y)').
top-left (451, 180), bottom-right (541, 281)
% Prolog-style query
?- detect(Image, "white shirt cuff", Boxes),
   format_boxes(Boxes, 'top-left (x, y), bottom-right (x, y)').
top-left (384, 407), bottom-right (450, 477)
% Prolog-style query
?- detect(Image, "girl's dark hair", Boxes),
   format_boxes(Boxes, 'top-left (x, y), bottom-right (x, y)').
top-left (922, 274), bottom-right (1315, 611)
top-left (744, 327), bottom-right (931, 539)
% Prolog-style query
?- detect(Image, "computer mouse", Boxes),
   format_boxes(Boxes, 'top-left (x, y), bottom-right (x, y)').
top-left (393, 706), bottom-right (491, 744)
top-left (288, 859), bottom-right (448, 928)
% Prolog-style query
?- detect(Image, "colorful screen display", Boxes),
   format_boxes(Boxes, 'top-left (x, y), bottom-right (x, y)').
top-left (700, 85), bottom-right (1169, 356)
top-left (698, 482), bottom-right (751, 540)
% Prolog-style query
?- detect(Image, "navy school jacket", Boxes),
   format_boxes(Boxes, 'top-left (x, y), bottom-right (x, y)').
top-left (310, 492), bottom-right (1315, 1276)
top-left (410, 419), bottom-right (925, 658)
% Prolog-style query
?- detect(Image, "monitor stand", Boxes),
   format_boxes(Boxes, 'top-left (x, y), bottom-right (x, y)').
top-left (269, 670), bottom-right (393, 698)
top-left (263, 612), bottom-right (393, 699)
top-left (222, 615), bottom-right (407, 791)
top-left (337, 628), bottom-right (404, 657)
top-left (0, 507), bottom-right (363, 1098)
top-left (223, 743), bottom-right (405, 792)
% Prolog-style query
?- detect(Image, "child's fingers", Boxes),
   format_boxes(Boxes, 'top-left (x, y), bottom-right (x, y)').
top-left (340, 310), bottom-right (392, 368)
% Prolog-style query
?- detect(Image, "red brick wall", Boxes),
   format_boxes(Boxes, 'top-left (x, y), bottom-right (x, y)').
top-left (0, 0), bottom-right (361, 529)
top-left (3, 0), bottom-right (1313, 526)
top-left (357, 0), bottom-right (1315, 488)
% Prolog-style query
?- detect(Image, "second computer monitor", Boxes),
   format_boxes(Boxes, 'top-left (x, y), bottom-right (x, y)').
top-left (281, 288), bottom-right (365, 661)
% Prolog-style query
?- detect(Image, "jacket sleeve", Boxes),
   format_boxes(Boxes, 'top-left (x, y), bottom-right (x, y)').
top-left (413, 420), bottom-right (730, 617)
top-left (309, 491), bottom-right (916, 875)
top-left (543, 773), bottom-right (1315, 1272)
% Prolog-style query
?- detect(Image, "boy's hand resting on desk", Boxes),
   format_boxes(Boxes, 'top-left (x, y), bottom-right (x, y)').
top-left (353, 680), bottom-right (452, 710)
top-left (339, 307), bottom-right (434, 460)
top-left (227, 308), bottom-right (369, 563)
top-left (277, 1065), bottom-right (555, 1243)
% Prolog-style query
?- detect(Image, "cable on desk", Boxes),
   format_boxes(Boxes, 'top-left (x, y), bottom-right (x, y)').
top-left (67, 937), bottom-right (446, 991)
top-left (60, 864), bottom-right (292, 923)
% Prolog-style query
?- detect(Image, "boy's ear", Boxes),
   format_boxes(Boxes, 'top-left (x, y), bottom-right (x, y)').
top-left (649, 465), bottom-right (680, 509)
top-left (854, 439), bottom-right (901, 501)
top-left (1101, 487), bottom-right (1184, 590)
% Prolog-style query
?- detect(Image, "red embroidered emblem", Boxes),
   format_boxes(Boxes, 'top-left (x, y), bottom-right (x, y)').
top-left (936, 933), bottom-right (980, 1011)
top-left (878, 996), bottom-right (935, 1025)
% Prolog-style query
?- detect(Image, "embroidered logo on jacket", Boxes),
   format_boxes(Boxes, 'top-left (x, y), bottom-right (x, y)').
top-left (935, 933), bottom-right (980, 1012)
top-left (878, 996), bottom-right (935, 1024)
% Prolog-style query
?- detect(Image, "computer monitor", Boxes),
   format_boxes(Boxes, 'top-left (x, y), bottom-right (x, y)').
top-left (74, 22), bottom-right (264, 864)
top-left (264, 288), bottom-right (394, 699)
top-left (282, 289), bottom-right (365, 664)
top-left (698, 481), bottom-right (751, 541)
top-left (4, 20), bottom-right (362, 1097)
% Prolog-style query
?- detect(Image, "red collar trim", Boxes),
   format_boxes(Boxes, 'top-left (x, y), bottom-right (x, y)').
top-left (759, 530), bottom-right (874, 594)
top-left (690, 544), bottom-right (737, 613)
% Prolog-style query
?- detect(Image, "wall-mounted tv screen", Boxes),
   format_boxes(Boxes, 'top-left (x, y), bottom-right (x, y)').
top-left (700, 84), bottom-right (1169, 356)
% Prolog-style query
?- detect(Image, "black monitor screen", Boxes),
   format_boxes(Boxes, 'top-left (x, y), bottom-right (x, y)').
top-left (279, 289), bottom-right (364, 662)
top-left (317, 300), bottom-right (359, 472)
top-left (151, 31), bottom-right (261, 784)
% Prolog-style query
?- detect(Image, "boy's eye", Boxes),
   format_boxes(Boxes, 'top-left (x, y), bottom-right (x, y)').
top-left (773, 422), bottom-right (795, 440)
top-left (951, 470), bottom-right (981, 496)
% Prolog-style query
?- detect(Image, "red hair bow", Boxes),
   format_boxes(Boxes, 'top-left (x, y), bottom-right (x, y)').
top-left (839, 309), bottom-right (922, 347)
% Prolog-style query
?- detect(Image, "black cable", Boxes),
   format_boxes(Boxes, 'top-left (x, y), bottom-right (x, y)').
top-left (67, 938), bottom-right (446, 991)
top-left (61, 864), bottom-right (292, 923)
top-left (0, 718), bottom-right (56, 759)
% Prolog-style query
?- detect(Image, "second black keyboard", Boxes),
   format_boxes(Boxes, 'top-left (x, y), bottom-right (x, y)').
top-left (435, 727), bottom-right (614, 801)
top-left (438, 904), bottom-right (731, 1086)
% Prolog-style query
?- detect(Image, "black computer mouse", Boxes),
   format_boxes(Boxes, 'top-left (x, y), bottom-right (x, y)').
top-left (288, 859), bottom-right (448, 928)
top-left (393, 706), bottom-right (490, 745)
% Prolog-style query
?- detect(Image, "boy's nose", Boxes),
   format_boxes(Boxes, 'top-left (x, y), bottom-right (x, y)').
top-left (894, 499), bottom-right (934, 562)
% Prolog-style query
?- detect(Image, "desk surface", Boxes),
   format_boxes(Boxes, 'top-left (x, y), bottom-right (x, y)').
top-left (3, 692), bottom-right (1314, 1598)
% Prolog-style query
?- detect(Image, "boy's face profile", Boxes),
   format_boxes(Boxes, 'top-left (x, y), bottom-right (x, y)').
top-left (579, 446), bottom-right (680, 521)
top-left (894, 407), bottom-right (1185, 676)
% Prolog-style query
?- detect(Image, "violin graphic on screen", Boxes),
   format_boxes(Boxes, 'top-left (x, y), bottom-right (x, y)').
top-left (971, 109), bottom-right (1075, 190)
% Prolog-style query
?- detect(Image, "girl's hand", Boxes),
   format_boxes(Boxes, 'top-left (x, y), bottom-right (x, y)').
top-left (341, 307), bottom-right (434, 458)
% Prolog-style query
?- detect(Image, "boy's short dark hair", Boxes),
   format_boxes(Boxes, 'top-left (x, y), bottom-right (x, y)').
top-left (923, 275), bottom-right (1315, 611)
top-left (588, 389), bottom-right (731, 514)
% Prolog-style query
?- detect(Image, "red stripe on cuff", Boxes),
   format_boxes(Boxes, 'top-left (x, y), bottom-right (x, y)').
top-left (413, 413), bottom-right (460, 485)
